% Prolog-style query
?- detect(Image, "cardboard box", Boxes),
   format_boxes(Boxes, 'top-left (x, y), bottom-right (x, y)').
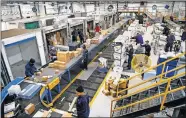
top-left (73, 51), bottom-right (79, 57)
top-left (48, 63), bottom-right (55, 68)
top-left (102, 89), bottom-right (110, 96)
top-left (25, 103), bottom-right (35, 115)
top-left (110, 90), bottom-right (117, 97)
top-left (57, 51), bottom-right (70, 62)
top-left (119, 80), bottom-right (127, 89)
top-left (42, 111), bottom-right (50, 117)
top-left (57, 65), bottom-right (66, 70)
top-left (42, 76), bottom-right (48, 82)
top-left (69, 51), bottom-right (74, 59)
top-left (110, 84), bottom-right (117, 91)
top-left (76, 48), bottom-right (83, 54)
top-left (91, 39), bottom-right (99, 44)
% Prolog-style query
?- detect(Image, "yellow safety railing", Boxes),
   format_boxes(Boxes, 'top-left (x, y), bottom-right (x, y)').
top-left (110, 72), bottom-right (186, 117)
top-left (110, 52), bottom-right (186, 117)
top-left (116, 52), bottom-right (185, 97)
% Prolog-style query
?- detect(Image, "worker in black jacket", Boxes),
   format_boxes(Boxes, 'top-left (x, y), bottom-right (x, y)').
top-left (165, 33), bottom-right (175, 52)
top-left (76, 86), bottom-right (90, 118)
top-left (181, 27), bottom-right (186, 41)
top-left (82, 45), bottom-right (88, 70)
top-left (127, 45), bottom-right (134, 70)
top-left (141, 40), bottom-right (151, 57)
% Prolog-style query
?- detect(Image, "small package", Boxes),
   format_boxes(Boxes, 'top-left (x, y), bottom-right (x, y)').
top-left (25, 103), bottom-right (35, 115)
top-left (110, 90), bottom-right (117, 97)
top-left (73, 51), bottom-right (79, 57)
top-left (48, 63), bottom-right (55, 68)
top-left (42, 76), bottom-right (48, 82)
top-left (42, 110), bottom-right (50, 117)
top-left (102, 90), bottom-right (110, 96)
top-left (76, 48), bottom-right (83, 54)
top-left (91, 39), bottom-right (99, 44)
top-left (8, 85), bottom-right (21, 95)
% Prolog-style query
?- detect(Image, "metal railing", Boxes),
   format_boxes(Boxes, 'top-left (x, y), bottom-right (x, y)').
top-left (110, 52), bottom-right (186, 117)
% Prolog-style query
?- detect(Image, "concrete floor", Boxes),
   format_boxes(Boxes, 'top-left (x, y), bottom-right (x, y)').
top-left (89, 25), bottom-right (160, 117)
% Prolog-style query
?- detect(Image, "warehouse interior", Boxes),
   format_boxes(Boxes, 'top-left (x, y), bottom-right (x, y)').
top-left (1, 0), bottom-right (186, 118)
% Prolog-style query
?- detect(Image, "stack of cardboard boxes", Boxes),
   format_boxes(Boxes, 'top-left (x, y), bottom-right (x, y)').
top-left (48, 48), bottom-right (83, 70)
top-left (102, 78), bottom-right (128, 98)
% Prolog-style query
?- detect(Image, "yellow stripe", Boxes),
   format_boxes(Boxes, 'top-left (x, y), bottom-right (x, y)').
top-left (89, 64), bottom-right (113, 107)
top-left (40, 53), bottom-right (100, 107)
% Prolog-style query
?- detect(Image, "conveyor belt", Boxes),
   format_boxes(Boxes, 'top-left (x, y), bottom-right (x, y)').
top-left (53, 28), bottom-right (125, 111)
top-left (16, 24), bottom-right (126, 117)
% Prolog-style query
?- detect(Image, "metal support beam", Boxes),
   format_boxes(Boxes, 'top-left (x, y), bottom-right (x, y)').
top-left (44, 2), bottom-right (47, 15)
top-left (171, 1), bottom-right (175, 15)
top-left (18, 3), bottom-right (23, 19)
top-left (116, 1), bottom-right (119, 22)
top-left (34, 2), bottom-right (38, 16)
top-left (71, 2), bottom-right (73, 13)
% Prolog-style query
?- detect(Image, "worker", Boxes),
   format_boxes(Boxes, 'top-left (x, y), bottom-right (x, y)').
top-left (76, 86), bottom-right (90, 118)
top-left (181, 27), bottom-right (186, 41)
top-left (141, 40), bottom-right (151, 57)
top-left (165, 32), bottom-right (175, 52)
top-left (87, 23), bottom-right (90, 35)
top-left (78, 29), bottom-right (84, 44)
top-left (95, 23), bottom-right (101, 33)
top-left (82, 45), bottom-right (88, 70)
top-left (72, 28), bottom-right (78, 42)
top-left (25, 58), bottom-right (37, 78)
top-left (163, 26), bottom-right (170, 36)
top-left (49, 46), bottom-right (57, 61)
top-left (170, 16), bottom-right (174, 21)
top-left (127, 45), bottom-right (134, 70)
top-left (132, 33), bottom-right (144, 45)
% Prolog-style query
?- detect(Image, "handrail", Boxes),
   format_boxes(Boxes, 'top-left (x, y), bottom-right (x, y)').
top-left (113, 72), bottom-right (185, 102)
top-left (116, 64), bottom-right (185, 97)
top-left (112, 86), bottom-right (185, 112)
top-left (116, 52), bottom-right (185, 96)
top-left (110, 71), bottom-right (186, 117)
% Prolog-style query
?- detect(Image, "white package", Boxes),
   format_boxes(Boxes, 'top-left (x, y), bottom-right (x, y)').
top-left (8, 85), bottom-right (21, 95)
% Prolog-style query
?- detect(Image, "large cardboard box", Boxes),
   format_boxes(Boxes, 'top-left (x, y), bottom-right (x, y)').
top-left (57, 51), bottom-right (70, 62)
top-left (69, 51), bottom-right (74, 59)
top-left (76, 48), bottom-right (83, 54)
top-left (110, 90), bottom-right (117, 97)
top-left (25, 103), bottom-right (35, 115)
top-left (73, 51), bottom-right (79, 57)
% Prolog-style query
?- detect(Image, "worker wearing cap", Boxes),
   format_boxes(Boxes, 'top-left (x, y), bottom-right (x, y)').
top-left (141, 40), bottom-right (151, 57)
top-left (165, 31), bottom-right (175, 52)
top-left (49, 46), bottom-right (57, 61)
top-left (25, 58), bottom-right (37, 77)
top-left (76, 86), bottom-right (90, 118)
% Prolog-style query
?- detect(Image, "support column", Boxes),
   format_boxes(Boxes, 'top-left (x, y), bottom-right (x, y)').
top-left (44, 2), bottom-right (47, 15)
top-left (70, 2), bottom-right (73, 13)
top-left (18, 3), bottom-right (23, 19)
top-left (116, 1), bottom-right (119, 22)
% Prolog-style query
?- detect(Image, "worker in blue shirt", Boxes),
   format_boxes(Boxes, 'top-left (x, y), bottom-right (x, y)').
top-left (82, 45), bottom-right (88, 70)
top-left (132, 33), bottom-right (144, 45)
top-left (25, 58), bottom-right (37, 77)
top-left (165, 32), bottom-right (175, 52)
top-left (181, 27), bottom-right (186, 41)
top-left (76, 86), bottom-right (90, 118)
